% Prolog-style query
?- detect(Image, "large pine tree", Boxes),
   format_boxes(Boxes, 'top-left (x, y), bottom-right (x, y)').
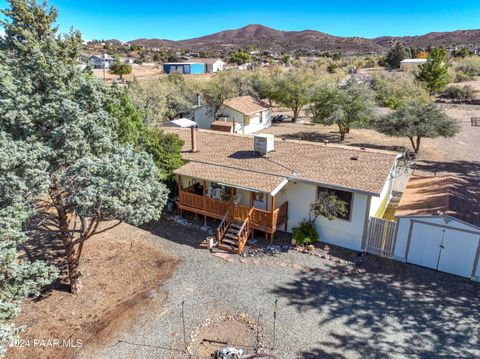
top-left (0, 0), bottom-right (171, 296)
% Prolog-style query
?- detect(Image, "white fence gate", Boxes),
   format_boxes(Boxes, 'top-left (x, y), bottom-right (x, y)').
top-left (365, 217), bottom-right (397, 258)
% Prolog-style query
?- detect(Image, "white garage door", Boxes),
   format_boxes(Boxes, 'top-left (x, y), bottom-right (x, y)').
top-left (407, 221), bottom-right (480, 278)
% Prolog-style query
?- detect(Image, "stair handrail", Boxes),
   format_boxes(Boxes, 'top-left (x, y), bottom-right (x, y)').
top-left (217, 208), bottom-right (231, 244)
top-left (236, 207), bottom-right (254, 254)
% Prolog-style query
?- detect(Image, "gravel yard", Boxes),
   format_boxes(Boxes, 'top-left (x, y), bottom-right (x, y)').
top-left (77, 218), bottom-right (480, 359)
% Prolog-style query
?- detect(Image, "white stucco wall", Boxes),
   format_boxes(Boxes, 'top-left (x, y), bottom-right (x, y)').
top-left (277, 181), bottom-right (369, 251)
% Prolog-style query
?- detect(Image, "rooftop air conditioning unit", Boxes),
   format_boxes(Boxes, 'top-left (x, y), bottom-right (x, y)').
top-left (254, 134), bottom-right (274, 155)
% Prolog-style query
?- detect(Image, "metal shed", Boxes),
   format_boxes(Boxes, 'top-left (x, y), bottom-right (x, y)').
top-left (162, 62), bottom-right (205, 74)
top-left (393, 176), bottom-right (480, 280)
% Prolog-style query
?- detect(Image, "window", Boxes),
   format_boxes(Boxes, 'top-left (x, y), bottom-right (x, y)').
top-left (316, 187), bottom-right (353, 220)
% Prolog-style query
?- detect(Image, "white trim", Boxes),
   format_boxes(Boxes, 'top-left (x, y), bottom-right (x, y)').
top-left (288, 176), bottom-right (381, 197)
top-left (271, 178), bottom-right (289, 196)
top-left (395, 215), bottom-right (480, 232)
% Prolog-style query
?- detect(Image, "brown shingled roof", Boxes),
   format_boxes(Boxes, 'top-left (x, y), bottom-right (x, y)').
top-left (165, 128), bottom-right (398, 195)
top-left (223, 96), bottom-right (268, 115)
top-left (175, 162), bottom-right (286, 193)
top-left (395, 176), bottom-right (480, 227)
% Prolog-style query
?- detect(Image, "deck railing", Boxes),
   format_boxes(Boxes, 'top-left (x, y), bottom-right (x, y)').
top-left (178, 190), bottom-right (287, 232)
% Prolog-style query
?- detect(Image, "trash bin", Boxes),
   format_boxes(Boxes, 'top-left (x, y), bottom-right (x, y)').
top-left (207, 236), bottom-right (214, 249)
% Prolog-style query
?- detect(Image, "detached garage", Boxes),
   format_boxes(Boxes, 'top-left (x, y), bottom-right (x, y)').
top-left (393, 176), bottom-right (480, 281)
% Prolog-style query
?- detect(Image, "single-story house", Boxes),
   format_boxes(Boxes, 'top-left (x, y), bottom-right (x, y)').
top-left (194, 96), bottom-right (272, 134)
top-left (89, 54), bottom-right (114, 69)
top-left (400, 58), bottom-right (427, 71)
top-left (164, 127), bottom-right (398, 254)
top-left (393, 176), bottom-right (480, 280)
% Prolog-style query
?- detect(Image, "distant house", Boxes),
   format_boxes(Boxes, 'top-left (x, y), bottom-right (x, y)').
top-left (89, 54), bottom-right (114, 69)
top-left (400, 59), bottom-right (427, 71)
top-left (163, 58), bottom-right (225, 74)
top-left (194, 95), bottom-right (271, 134)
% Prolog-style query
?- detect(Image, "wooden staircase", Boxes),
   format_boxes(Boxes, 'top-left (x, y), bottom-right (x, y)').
top-left (217, 207), bottom-right (253, 254)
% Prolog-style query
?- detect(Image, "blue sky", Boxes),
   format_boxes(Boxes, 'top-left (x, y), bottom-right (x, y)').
top-left (0, 0), bottom-right (479, 41)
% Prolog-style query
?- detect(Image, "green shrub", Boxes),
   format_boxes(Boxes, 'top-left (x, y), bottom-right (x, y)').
top-left (454, 57), bottom-right (480, 81)
top-left (440, 85), bottom-right (475, 101)
top-left (372, 74), bottom-right (431, 109)
top-left (292, 221), bottom-right (319, 245)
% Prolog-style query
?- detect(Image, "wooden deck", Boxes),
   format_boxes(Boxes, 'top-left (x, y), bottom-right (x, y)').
top-left (177, 190), bottom-right (288, 235)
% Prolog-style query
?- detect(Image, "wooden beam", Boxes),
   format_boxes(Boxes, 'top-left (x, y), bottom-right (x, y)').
top-left (270, 195), bottom-right (276, 244)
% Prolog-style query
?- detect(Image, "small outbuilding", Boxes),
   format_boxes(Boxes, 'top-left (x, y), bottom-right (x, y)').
top-left (400, 58), bottom-right (427, 71)
top-left (393, 176), bottom-right (480, 280)
top-left (163, 62), bottom-right (205, 75)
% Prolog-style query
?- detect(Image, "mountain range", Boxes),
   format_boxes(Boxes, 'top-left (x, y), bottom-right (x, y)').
top-left (118, 24), bottom-right (480, 55)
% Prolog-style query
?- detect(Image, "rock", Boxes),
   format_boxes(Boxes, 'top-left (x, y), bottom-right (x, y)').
top-left (306, 244), bottom-right (315, 251)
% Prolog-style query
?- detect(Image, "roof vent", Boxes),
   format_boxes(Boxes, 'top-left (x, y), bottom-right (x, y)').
top-left (254, 134), bottom-right (274, 155)
top-left (350, 155), bottom-right (359, 161)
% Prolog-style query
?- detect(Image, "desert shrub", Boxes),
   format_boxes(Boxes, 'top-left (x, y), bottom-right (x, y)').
top-left (292, 221), bottom-right (319, 246)
top-left (454, 57), bottom-right (480, 81)
top-left (372, 73), bottom-right (431, 109)
top-left (440, 85), bottom-right (475, 101)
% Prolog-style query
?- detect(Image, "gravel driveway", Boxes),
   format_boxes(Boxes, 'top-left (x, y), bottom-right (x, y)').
top-left (78, 219), bottom-right (480, 359)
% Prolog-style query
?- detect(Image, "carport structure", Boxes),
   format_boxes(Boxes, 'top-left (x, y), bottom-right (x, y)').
top-left (393, 176), bottom-right (480, 280)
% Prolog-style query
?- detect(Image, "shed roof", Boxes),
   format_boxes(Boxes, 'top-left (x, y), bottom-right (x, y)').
top-left (223, 96), bottom-right (269, 115)
top-left (395, 176), bottom-right (480, 227)
top-left (185, 58), bottom-right (225, 65)
top-left (165, 118), bottom-right (197, 128)
top-left (166, 128), bottom-right (398, 196)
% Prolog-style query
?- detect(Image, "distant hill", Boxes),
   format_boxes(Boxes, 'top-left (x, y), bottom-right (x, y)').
top-left (115, 25), bottom-right (480, 55)
top-left (372, 29), bottom-right (480, 48)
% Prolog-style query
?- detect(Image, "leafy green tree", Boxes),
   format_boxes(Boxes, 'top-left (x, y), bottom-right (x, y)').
top-left (416, 48), bottom-right (449, 94)
top-left (374, 101), bottom-right (459, 153)
top-left (128, 75), bottom-right (196, 125)
top-left (372, 73), bottom-right (431, 109)
top-left (251, 69), bottom-right (279, 106)
top-left (384, 42), bottom-right (410, 68)
top-left (109, 57), bottom-right (132, 80)
top-left (228, 50), bottom-right (251, 65)
top-left (271, 68), bottom-right (316, 121)
top-left (309, 79), bottom-right (375, 140)
top-left (201, 71), bottom-right (244, 118)
top-left (108, 91), bottom-right (184, 179)
top-left (0, 0), bottom-right (170, 293)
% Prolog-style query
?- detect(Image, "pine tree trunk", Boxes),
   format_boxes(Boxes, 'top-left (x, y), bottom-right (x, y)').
top-left (67, 247), bottom-right (82, 294)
